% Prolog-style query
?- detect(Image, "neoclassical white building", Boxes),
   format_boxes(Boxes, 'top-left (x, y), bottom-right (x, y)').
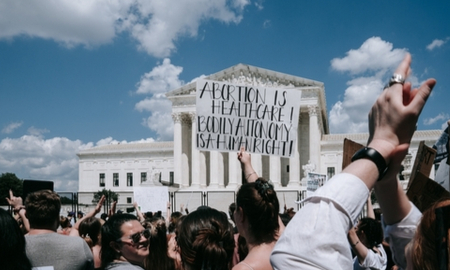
top-left (77, 63), bottom-right (441, 213)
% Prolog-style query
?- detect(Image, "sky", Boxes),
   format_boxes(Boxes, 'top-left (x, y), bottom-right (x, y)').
top-left (1, 0), bottom-right (449, 192)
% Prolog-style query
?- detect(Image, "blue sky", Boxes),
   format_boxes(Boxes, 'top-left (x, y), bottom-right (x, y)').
top-left (1, 0), bottom-right (449, 191)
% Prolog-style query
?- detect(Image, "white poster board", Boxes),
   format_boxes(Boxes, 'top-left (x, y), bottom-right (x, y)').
top-left (306, 172), bottom-right (328, 197)
top-left (133, 186), bottom-right (169, 213)
top-left (196, 79), bottom-right (301, 157)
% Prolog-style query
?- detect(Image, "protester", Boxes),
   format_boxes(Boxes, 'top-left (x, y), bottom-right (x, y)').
top-left (176, 206), bottom-right (234, 270)
top-left (0, 208), bottom-right (32, 270)
top-left (101, 213), bottom-right (149, 269)
top-left (69, 195), bottom-right (105, 270)
top-left (347, 194), bottom-right (387, 270)
top-left (232, 147), bottom-right (284, 270)
top-left (348, 218), bottom-right (386, 270)
top-left (142, 217), bottom-right (177, 270)
top-left (270, 53), bottom-right (436, 269)
top-left (6, 189), bottom-right (30, 233)
top-left (58, 215), bottom-right (72, 235)
top-left (24, 190), bottom-right (94, 270)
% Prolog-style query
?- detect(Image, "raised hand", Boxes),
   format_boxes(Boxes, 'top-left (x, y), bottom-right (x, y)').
top-left (368, 53), bottom-right (436, 165)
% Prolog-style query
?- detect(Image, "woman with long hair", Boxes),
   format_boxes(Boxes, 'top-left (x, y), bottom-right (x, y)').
top-left (0, 208), bottom-right (32, 270)
top-left (141, 216), bottom-right (177, 270)
top-left (101, 213), bottom-right (150, 269)
top-left (233, 147), bottom-right (284, 270)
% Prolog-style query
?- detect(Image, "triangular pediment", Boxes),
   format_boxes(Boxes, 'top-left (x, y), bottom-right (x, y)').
top-left (166, 63), bottom-right (324, 97)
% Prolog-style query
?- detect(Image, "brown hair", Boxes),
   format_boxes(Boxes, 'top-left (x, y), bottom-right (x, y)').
top-left (25, 190), bottom-right (61, 230)
top-left (142, 217), bottom-right (176, 270)
top-left (411, 199), bottom-right (450, 270)
top-left (236, 178), bottom-right (280, 244)
top-left (177, 207), bottom-right (234, 270)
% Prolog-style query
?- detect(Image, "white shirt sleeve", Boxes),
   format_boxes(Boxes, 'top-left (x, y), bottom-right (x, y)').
top-left (382, 203), bottom-right (421, 269)
top-left (353, 244), bottom-right (387, 270)
top-left (270, 173), bottom-right (369, 270)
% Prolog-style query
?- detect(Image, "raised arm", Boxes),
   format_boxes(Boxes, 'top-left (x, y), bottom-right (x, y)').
top-left (6, 189), bottom-right (30, 232)
top-left (70, 195), bottom-right (105, 236)
top-left (237, 146), bottom-right (258, 183)
top-left (366, 192), bottom-right (375, 220)
top-left (133, 201), bottom-right (145, 221)
top-left (270, 53), bottom-right (435, 269)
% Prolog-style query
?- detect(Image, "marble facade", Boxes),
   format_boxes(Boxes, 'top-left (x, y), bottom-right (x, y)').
top-left (77, 63), bottom-right (441, 212)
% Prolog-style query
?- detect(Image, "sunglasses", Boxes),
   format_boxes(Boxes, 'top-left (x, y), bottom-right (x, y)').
top-left (117, 229), bottom-right (151, 244)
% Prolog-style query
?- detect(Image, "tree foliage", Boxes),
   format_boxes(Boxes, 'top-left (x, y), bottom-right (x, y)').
top-left (0, 173), bottom-right (23, 205)
top-left (93, 189), bottom-right (119, 214)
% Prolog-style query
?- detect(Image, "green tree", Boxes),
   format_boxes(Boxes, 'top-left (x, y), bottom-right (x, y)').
top-left (93, 189), bottom-right (119, 214)
top-left (0, 173), bottom-right (23, 205)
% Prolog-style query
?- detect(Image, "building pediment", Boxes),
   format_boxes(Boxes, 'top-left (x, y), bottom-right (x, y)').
top-left (166, 63), bottom-right (324, 98)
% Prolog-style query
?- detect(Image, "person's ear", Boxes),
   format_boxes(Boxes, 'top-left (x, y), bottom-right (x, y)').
top-left (236, 206), bottom-right (246, 223)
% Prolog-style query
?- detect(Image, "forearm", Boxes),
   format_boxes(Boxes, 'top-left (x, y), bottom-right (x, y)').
top-left (374, 177), bottom-right (411, 225)
top-left (242, 162), bottom-right (258, 183)
top-left (17, 209), bottom-right (30, 233)
top-left (349, 237), bottom-right (368, 264)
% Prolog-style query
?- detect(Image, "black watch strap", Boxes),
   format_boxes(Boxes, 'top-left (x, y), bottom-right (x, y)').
top-left (351, 147), bottom-right (388, 181)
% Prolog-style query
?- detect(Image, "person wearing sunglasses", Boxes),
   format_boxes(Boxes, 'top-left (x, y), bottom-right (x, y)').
top-left (101, 214), bottom-right (150, 270)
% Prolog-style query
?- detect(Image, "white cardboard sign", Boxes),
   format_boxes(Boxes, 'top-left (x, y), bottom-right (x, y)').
top-left (196, 79), bottom-right (301, 157)
top-left (133, 186), bottom-right (169, 213)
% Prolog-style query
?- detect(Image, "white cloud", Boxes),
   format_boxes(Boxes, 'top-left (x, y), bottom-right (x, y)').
top-left (423, 113), bottom-right (450, 126)
top-left (135, 58), bottom-right (184, 95)
top-left (0, 135), bottom-right (87, 191)
top-left (331, 37), bottom-right (406, 75)
top-left (426, 38), bottom-right (449, 51)
top-left (329, 37), bottom-right (409, 133)
top-left (0, 134), bottom-right (156, 192)
top-left (27, 126), bottom-right (50, 137)
top-left (1, 121), bottom-right (23, 134)
top-left (135, 59), bottom-right (185, 140)
top-left (141, 99), bottom-right (174, 140)
top-left (0, 0), bottom-right (249, 57)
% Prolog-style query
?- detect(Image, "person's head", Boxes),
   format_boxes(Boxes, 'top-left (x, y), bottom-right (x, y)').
top-left (142, 217), bottom-right (176, 270)
top-left (235, 178), bottom-right (280, 244)
top-left (355, 217), bottom-right (383, 249)
top-left (408, 199), bottom-right (450, 270)
top-left (77, 211), bottom-right (84, 219)
top-left (0, 208), bottom-right (32, 270)
top-left (79, 216), bottom-right (102, 247)
top-left (101, 213), bottom-right (149, 268)
top-left (100, 213), bottom-right (108, 221)
top-left (25, 190), bottom-right (61, 231)
top-left (168, 211), bottom-right (183, 234)
top-left (60, 216), bottom-right (71, 229)
top-left (176, 207), bottom-right (234, 270)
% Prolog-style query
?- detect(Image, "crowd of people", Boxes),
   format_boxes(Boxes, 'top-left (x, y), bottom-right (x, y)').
top-left (1, 53), bottom-right (448, 270)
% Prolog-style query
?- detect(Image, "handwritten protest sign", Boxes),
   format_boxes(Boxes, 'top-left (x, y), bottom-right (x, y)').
top-left (306, 172), bottom-right (327, 198)
top-left (133, 186), bottom-right (169, 213)
top-left (306, 172), bottom-right (328, 192)
top-left (196, 79), bottom-right (301, 157)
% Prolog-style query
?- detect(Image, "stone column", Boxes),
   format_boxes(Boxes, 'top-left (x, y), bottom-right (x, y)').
top-left (172, 113), bottom-right (183, 186)
top-left (181, 114), bottom-right (191, 188)
top-left (227, 152), bottom-right (239, 189)
top-left (189, 112), bottom-right (200, 188)
top-left (288, 137), bottom-right (300, 187)
top-left (209, 151), bottom-right (224, 188)
top-left (308, 105), bottom-right (320, 172)
top-left (269, 156), bottom-right (281, 188)
top-left (252, 154), bottom-right (263, 177)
